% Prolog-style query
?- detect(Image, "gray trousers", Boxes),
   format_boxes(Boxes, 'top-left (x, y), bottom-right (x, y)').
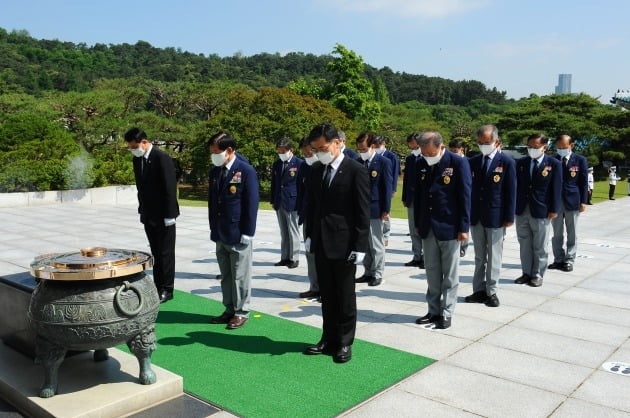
top-left (382, 218), bottom-right (391, 241)
top-left (302, 223), bottom-right (319, 292)
top-left (364, 218), bottom-right (385, 279)
top-left (216, 240), bottom-right (252, 317)
top-left (551, 203), bottom-right (579, 264)
top-left (422, 229), bottom-right (460, 318)
top-left (407, 204), bottom-right (423, 261)
top-left (276, 208), bottom-right (300, 262)
top-left (471, 223), bottom-right (505, 296)
top-left (516, 205), bottom-right (551, 279)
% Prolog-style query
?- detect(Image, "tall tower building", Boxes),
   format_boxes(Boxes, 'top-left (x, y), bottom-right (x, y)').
top-left (555, 74), bottom-right (572, 94)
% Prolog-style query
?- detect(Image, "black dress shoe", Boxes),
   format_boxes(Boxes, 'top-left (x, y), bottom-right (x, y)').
top-left (514, 274), bottom-right (531, 284)
top-left (435, 316), bottom-right (451, 329)
top-left (333, 346), bottom-right (352, 363)
top-left (159, 289), bottom-right (173, 303)
top-left (274, 260), bottom-right (289, 266)
top-left (303, 340), bottom-right (334, 355)
top-left (561, 263), bottom-right (573, 272)
top-left (368, 277), bottom-right (382, 286)
top-left (404, 259), bottom-right (420, 267)
top-left (417, 258), bottom-right (425, 269)
top-left (355, 275), bottom-right (373, 284)
top-left (287, 260), bottom-right (299, 269)
top-left (464, 291), bottom-right (488, 303)
top-left (209, 312), bottom-right (233, 324)
top-left (484, 294), bottom-right (500, 307)
top-left (299, 290), bottom-right (320, 298)
top-left (529, 277), bottom-right (543, 287)
top-left (460, 249), bottom-right (466, 257)
top-left (415, 313), bottom-right (439, 325)
top-left (548, 262), bottom-right (564, 270)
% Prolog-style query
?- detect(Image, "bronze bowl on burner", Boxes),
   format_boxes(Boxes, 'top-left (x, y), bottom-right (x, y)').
top-left (27, 247), bottom-right (159, 398)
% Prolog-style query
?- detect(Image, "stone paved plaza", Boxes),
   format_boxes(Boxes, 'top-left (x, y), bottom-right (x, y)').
top-left (1, 195), bottom-right (629, 417)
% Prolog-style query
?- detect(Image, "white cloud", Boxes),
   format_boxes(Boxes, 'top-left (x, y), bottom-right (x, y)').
top-left (317, 0), bottom-right (489, 19)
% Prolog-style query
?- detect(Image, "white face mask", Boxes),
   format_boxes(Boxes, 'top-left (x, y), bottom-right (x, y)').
top-left (411, 148), bottom-right (421, 157)
top-left (316, 151), bottom-right (334, 165)
top-left (423, 148), bottom-right (443, 166)
top-left (130, 147), bottom-right (145, 158)
top-left (359, 150), bottom-right (373, 161)
top-left (211, 150), bottom-right (228, 166)
top-left (478, 144), bottom-right (495, 156)
top-left (527, 147), bottom-right (544, 159)
top-left (556, 148), bottom-right (570, 158)
top-left (278, 152), bottom-right (290, 162)
top-left (374, 148), bottom-right (385, 155)
top-left (304, 155), bottom-right (319, 166)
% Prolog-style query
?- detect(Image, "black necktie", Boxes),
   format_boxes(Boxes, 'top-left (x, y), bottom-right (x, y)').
top-left (141, 157), bottom-right (146, 175)
top-left (482, 156), bottom-right (490, 175)
top-left (219, 167), bottom-right (228, 188)
top-left (322, 164), bottom-right (333, 189)
top-left (531, 159), bottom-right (539, 180)
top-left (282, 161), bottom-right (288, 175)
top-left (563, 156), bottom-right (569, 166)
top-left (364, 160), bottom-right (369, 169)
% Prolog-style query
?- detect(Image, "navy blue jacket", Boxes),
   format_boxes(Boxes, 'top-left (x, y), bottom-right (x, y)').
top-left (343, 146), bottom-right (359, 161)
top-left (358, 154), bottom-right (393, 219)
top-left (270, 155), bottom-right (303, 212)
top-left (402, 153), bottom-right (421, 206)
top-left (382, 149), bottom-right (400, 193)
top-left (208, 158), bottom-right (259, 245)
top-left (515, 155), bottom-right (562, 218)
top-left (414, 150), bottom-right (472, 240)
top-left (470, 152), bottom-right (517, 228)
top-left (296, 162), bottom-right (311, 225)
top-left (556, 153), bottom-right (589, 210)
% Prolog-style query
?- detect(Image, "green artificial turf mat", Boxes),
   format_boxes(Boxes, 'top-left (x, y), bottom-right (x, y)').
top-left (122, 290), bottom-right (434, 417)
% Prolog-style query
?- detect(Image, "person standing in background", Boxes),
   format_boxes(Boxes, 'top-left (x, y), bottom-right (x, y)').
top-left (609, 166), bottom-right (620, 200)
top-left (338, 130), bottom-right (359, 160)
top-left (375, 136), bottom-right (399, 246)
top-left (587, 167), bottom-right (594, 205)
top-left (355, 132), bottom-right (392, 287)
top-left (270, 137), bottom-right (303, 269)
top-left (402, 133), bottom-right (424, 268)
top-left (296, 136), bottom-right (320, 300)
top-left (549, 134), bottom-right (588, 273)
top-left (449, 139), bottom-right (470, 257)
top-left (125, 127), bottom-right (179, 303)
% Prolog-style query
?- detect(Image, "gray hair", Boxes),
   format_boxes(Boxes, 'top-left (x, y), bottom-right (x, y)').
top-left (418, 131), bottom-right (443, 147)
top-left (476, 124), bottom-right (499, 141)
top-left (338, 130), bottom-right (346, 142)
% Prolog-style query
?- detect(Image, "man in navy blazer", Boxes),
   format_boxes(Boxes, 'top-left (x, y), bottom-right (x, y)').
top-left (296, 136), bottom-right (320, 299)
top-left (125, 127), bottom-right (180, 304)
top-left (465, 125), bottom-right (516, 308)
top-left (270, 138), bottom-right (303, 269)
top-left (414, 131), bottom-right (471, 330)
top-left (207, 132), bottom-right (259, 330)
top-left (402, 133), bottom-right (424, 268)
top-left (355, 132), bottom-right (392, 287)
top-left (549, 134), bottom-right (588, 272)
top-left (338, 130), bottom-right (359, 160)
top-left (376, 136), bottom-right (400, 246)
top-left (514, 133), bottom-right (562, 287)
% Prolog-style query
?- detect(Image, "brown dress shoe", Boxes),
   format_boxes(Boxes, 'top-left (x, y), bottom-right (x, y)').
top-left (227, 316), bottom-right (248, 329)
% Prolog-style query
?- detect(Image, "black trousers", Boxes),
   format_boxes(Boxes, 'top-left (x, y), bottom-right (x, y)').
top-left (144, 222), bottom-right (176, 291)
top-left (609, 184), bottom-right (615, 199)
top-left (314, 251), bottom-right (357, 348)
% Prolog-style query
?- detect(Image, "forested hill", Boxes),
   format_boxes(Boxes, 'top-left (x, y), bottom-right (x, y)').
top-left (0, 27), bottom-right (506, 105)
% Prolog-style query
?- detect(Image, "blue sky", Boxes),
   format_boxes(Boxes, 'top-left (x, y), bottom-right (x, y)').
top-left (1, 0), bottom-right (628, 102)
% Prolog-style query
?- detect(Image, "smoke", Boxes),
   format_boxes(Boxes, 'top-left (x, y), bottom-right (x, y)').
top-left (64, 148), bottom-right (94, 190)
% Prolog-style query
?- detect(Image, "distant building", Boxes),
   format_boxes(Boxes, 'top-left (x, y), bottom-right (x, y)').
top-left (555, 74), bottom-right (572, 94)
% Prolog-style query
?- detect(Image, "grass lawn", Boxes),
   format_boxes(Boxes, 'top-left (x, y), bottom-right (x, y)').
top-left (179, 179), bottom-right (627, 219)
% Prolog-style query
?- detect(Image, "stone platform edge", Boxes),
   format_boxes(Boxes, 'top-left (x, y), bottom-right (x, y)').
top-left (0, 341), bottom-right (183, 418)
top-left (0, 186), bottom-right (137, 208)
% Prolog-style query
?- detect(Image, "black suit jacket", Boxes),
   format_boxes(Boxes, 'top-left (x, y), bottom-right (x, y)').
top-left (133, 146), bottom-right (180, 226)
top-left (305, 156), bottom-right (370, 260)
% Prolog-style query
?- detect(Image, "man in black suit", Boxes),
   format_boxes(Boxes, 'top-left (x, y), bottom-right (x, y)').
top-left (125, 127), bottom-right (180, 303)
top-left (303, 123), bottom-right (370, 364)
